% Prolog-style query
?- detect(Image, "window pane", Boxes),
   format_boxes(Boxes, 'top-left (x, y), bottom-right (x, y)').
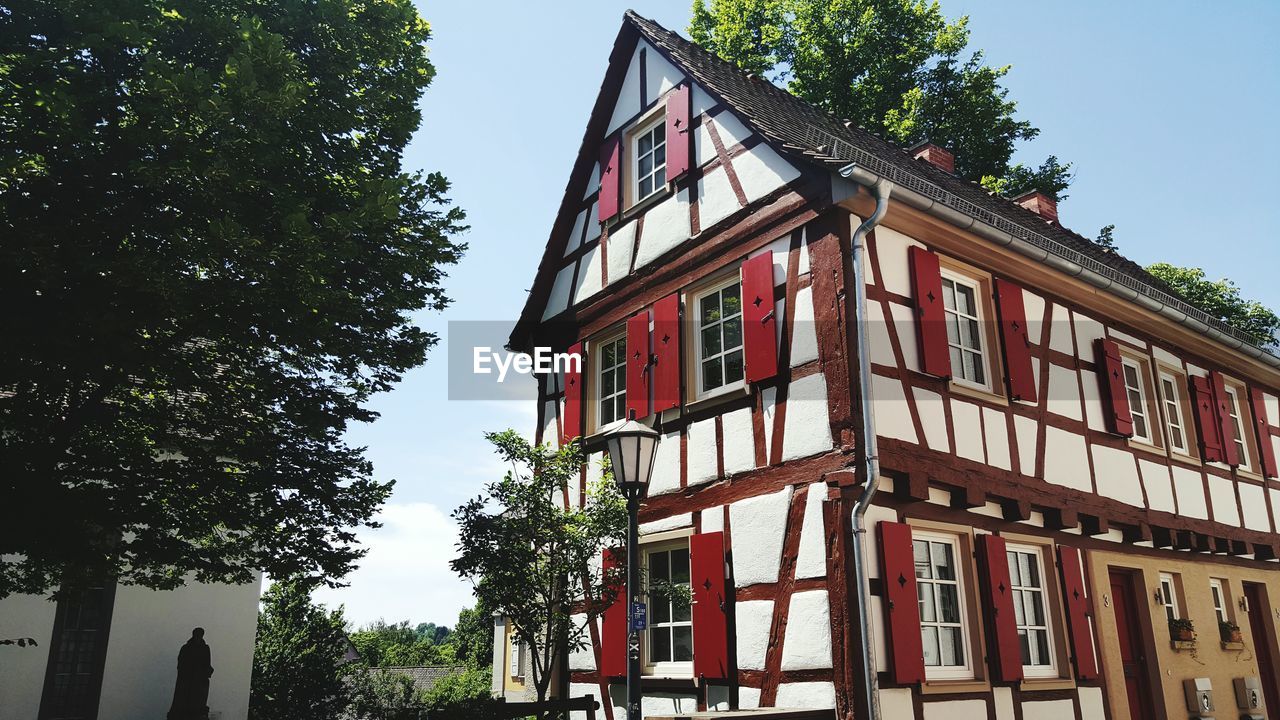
top-left (639, 153), bottom-right (653, 179)
top-left (654, 143), bottom-right (666, 167)
top-left (702, 326), bottom-right (722, 356)
top-left (671, 549), bottom-right (689, 583)
top-left (949, 347), bottom-right (963, 376)
top-left (937, 584), bottom-right (960, 624)
top-left (1123, 364), bottom-right (1139, 389)
top-left (602, 370), bottom-right (615, 397)
top-left (724, 350), bottom-right (744, 384)
top-left (1012, 590), bottom-right (1026, 626)
top-left (913, 540), bottom-right (931, 579)
top-left (1026, 592), bottom-right (1044, 625)
top-left (722, 285), bottom-right (741, 316)
top-left (1133, 415), bottom-right (1148, 439)
top-left (1033, 629), bottom-right (1050, 665)
top-left (654, 123), bottom-right (665, 144)
top-left (723, 317), bottom-right (742, 350)
top-left (1171, 426), bottom-right (1184, 448)
top-left (964, 319), bottom-right (982, 350)
top-left (651, 551), bottom-right (669, 580)
top-left (945, 313), bottom-right (961, 345)
top-left (652, 597), bottom-right (671, 624)
top-left (654, 167), bottom-right (665, 188)
top-left (1019, 629), bottom-right (1031, 665)
top-left (673, 626), bottom-right (692, 662)
top-left (1020, 553), bottom-right (1037, 587)
top-left (701, 294), bottom-right (720, 324)
top-left (651, 627), bottom-right (671, 662)
top-left (1006, 552), bottom-right (1020, 585)
top-left (639, 176), bottom-right (652, 199)
top-left (939, 626), bottom-right (963, 666)
top-left (918, 582), bottom-right (937, 622)
top-left (702, 359), bottom-right (723, 391)
top-left (942, 280), bottom-right (956, 310)
top-left (921, 626), bottom-right (940, 667)
top-left (639, 132), bottom-right (653, 155)
top-left (932, 542), bottom-right (955, 580)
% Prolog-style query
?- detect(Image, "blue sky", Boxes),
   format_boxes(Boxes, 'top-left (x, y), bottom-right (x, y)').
top-left (313, 0), bottom-right (1280, 627)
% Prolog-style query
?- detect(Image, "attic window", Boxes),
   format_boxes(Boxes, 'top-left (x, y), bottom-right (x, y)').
top-left (632, 115), bottom-right (667, 203)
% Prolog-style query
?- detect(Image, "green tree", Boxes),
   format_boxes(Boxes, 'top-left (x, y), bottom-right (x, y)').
top-left (451, 432), bottom-right (628, 711)
top-left (249, 580), bottom-right (352, 720)
top-left (1145, 264), bottom-right (1280, 347)
top-left (349, 619), bottom-right (457, 667)
top-left (1095, 224), bottom-right (1118, 253)
top-left (688, 0), bottom-right (1072, 198)
top-left (420, 667), bottom-right (498, 720)
top-left (0, 1), bottom-right (465, 598)
top-left (449, 600), bottom-right (496, 669)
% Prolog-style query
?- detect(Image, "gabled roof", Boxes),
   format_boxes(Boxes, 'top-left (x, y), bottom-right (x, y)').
top-left (513, 11), bottom-right (1275, 363)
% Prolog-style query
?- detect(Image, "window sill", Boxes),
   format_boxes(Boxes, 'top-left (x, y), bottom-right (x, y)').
top-left (946, 379), bottom-right (1008, 407)
top-left (1019, 676), bottom-right (1075, 692)
top-left (685, 384), bottom-right (750, 415)
top-left (620, 185), bottom-right (674, 223)
top-left (919, 678), bottom-right (989, 695)
top-left (1127, 438), bottom-right (1167, 458)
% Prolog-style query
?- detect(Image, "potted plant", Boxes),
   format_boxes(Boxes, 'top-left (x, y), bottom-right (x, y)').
top-left (1220, 620), bottom-right (1243, 643)
top-left (1169, 617), bottom-right (1196, 642)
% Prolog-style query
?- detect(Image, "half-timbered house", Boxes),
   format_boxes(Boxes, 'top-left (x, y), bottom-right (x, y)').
top-left (503, 12), bottom-right (1280, 719)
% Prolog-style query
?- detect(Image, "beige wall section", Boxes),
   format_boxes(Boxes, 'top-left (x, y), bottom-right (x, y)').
top-left (1088, 549), bottom-right (1280, 719)
top-left (500, 621), bottom-right (529, 698)
top-left (97, 574), bottom-right (262, 720)
top-left (0, 591), bottom-right (59, 717)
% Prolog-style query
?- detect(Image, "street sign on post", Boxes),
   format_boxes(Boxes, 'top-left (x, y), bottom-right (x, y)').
top-left (629, 601), bottom-right (647, 631)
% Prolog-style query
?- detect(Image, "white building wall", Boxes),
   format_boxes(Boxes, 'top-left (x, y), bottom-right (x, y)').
top-left (0, 591), bottom-right (59, 717)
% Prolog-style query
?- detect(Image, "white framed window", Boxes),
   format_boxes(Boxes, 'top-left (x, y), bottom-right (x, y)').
top-left (1006, 543), bottom-right (1057, 677)
top-left (1209, 579), bottom-right (1229, 624)
top-left (1121, 359), bottom-right (1152, 443)
top-left (632, 117), bottom-right (667, 202)
top-left (643, 541), bottom-right (693, 674)
top-left (595, 333), bottom-right (627, 430)
top-left (509, 635), bottom-right (523, 679)
top-left (1159, 372), bottom-right (1189, 454)
top-left (693, 278), bottom-right (744, 398)
top-left (1223, 386), bottom-right (1252, 470)
top-left (1159, 573), bottom-right (1180, 621)
top-left (940, 272), bottom-right (989, 390)
top-left (913, 531), bottom-right (973, 680)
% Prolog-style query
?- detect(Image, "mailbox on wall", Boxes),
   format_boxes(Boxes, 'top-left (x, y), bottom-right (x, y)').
top-left (1234, 676), bottom-right (1264, 719)
top-left (1184, 677), bottom-right (1215, 717)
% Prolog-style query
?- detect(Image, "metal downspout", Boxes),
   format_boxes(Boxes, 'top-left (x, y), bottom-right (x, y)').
top-left (839, 164), bottom-right (892, 720)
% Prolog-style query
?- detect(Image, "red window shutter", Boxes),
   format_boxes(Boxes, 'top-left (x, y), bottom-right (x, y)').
top-left (626, 310), bottom-right (651, 420)
top-left (651, 294), bottom-right (682, 413)
top-left (1056, 545), bottom-right (1098, 680)
top-left (741, 253), bottom-right (778, 383)
top-left (975, 534), bottom-right (1023, 682)
top-left (690, 532), bottom-right (729, 680)
top-left (993, 279), bottom-right (1037, 402)
top-left (1190, 375), bottom-right (1226, 463)
top-left (664, 84), bottom-right (692, 180)
top-left (1211, 371), bottom-right (1240, 466)
top-left (1094, 339), bottom-right (1134, 437)
top-left (598, 135), bottom-right (622, 224)
top-left (908, 246), bottom-right (950, 378)
top-left (1249, 387), bottom-right (1279, 478)
top-left (877, 521), bottom-right (926, 684)
top-left (600, 548), bottom-right (627, 677)
top-left (561, 342), bottom-right (584, 445)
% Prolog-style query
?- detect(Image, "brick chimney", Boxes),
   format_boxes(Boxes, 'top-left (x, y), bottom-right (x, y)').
top-left (1013, 189), bottom-right (1058, 224)
top-left (909, 141), bottom-right (954, 174)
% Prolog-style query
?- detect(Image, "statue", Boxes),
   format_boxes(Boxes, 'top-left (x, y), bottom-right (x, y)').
top-left (167, 627), bottom-right (214, 720)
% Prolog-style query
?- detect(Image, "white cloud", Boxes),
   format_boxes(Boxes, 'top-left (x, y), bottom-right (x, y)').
top-left (311, 501), bottom-right (476, 628)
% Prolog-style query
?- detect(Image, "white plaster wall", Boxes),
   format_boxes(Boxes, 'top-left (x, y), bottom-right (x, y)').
top-left (865, 302), bottom-right (895, 367)
top-left (605, 221), bottom-right (636, 286)
top-left (982, 406), bottom-right (1011, 471)
top-left (1208, 475), bottom-right (1241, 526)
top-left (1172, 466), bottom-right (1209, 519)
top-left (541, 264), bottom-right (575, 320)
top-left (795, 483), bottom-right (827, 579)
top-left (734, 600), bottom-right (773, 670)
top-left (1046, 363), bottom-right (1084, 421)
top-left (541, 400), bottom-right (558, 447)
top-left (644, 46), bottom-right (683, 103)
top-left (1108, 327), bottom-right (1146, 349)
top-left (923, 699), bottom-right (988, 720)
top-left (761, 386), bottom-right (778, 459)
top-left (632, 189), bottom-right (691, 269)
top-left (1073, 313), bottom-right (1106, 359)
top-left (733, 144), bottom-right (800, 204)
top-left (1079, 686), bottom-right (1106, 719)
top-left (1152, 344), bottom-right (1181, 368)
top-left (572, 244), bottom-right (602, 305)
top-left (871, 226), bottom-right (922, 298)
top-left (780, 591), bottom-right (832, 670)
top-left (569, 682), bottom-right (601, 720)
top-left (993, 687), bottom-right (1015, 720)
top-left (696, 167), bottom-right (739, 229)
top-left (790, 287), bottom-right (819, 366)
top-left (1272, 488), bottom-right (1280, 533)
top-left (774, 681), bottom-right (835, 709)
top-left (1079, 367), bottom-right (1108, 432)
top-left (950, 399), bottom-right (984, 463)
top-left (1048, 304), bottom-right (1074, 356)
top-left (1014, 414), bottom-right (1037, 474)
top-left (98, 575), bottom-right (261, 720)
top-left (0, 591), bottom-right (58, 717)
top-left (706, 685), bottom-right (731, 711)
top-left (584, 201), bottom-right (601, 244)
top-left (913, 387), bottom-right (950, 453)
top-left (722, 407), bottom-right (756, 476)
top-left (565, 207), bottom-right (586, 256)
top-left (640, 514), bottom-right (692, 535)
top-left (730, 486), bottom-right (793, 586)
top-left (607, 43), bottom-right (643, 133)
top-left (738, 686), bottom-right (761, 709)
top-left (642, 693), bottom-right (697, 716)
top-left (647, 429), bottom-right (682, 496)
top-left (701, 504), bottom-right (725, 534)
top-left (888, 302), bottom-right (920, 373)
top-left (568, 615), bottom-right (596, 671)
top-left (1044, 426), bottom-right (1091, 491)
top-left (1091, 444), bottom-right (1144, 507)
top-left (1138, 459), bottom-right (1176, 513)
top-left (1241, 482), bottom-right (1271, 532)
top-left (879, 688), bottom-right (915, 719)
top-left (781, 374), bottom-right (833, 461)
top-left (584, 165), bottom-right (600, 200)
top-left (1023, 699), bottom-right (1075, 720)
top-left (872, 374), bottom-right (918, 444)
top-left (1023, 291), bottom-right (1046, 346)
top-left (687, 417), bottom-right (718, 486)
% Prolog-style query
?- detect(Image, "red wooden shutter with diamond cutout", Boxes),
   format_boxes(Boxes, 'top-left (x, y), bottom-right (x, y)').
top-left (976, 534), bottom-right (1023, 682)
top-left (690, 532), bottom-right (728, 680)
top-left (652, 294), bottom-right (681, 413)
top-left (994, 279), bottom-right (1037, 402)
top-left (1057, 545), bottom-right (1098, 680)
top-left (1191, 375), bottom-right (1225, 463)
top-left (741, 253), bottom-right (778, 383)
top-left (561, 341), bottom-right (583, 445)
top-left (1249, 387), bottom-right (1278, 478)
top-left (908, 246), bottom-right (950, 378)
top-left (626, 310), bottom-right (651, 420)
top-left (1211, 371), bottom-right (1240, 466)
top-left (598, 135), bottom-right (622, 224)
top-left (1095, 338), bottom-right (1134, 437)
top-left (600, 548), bottom-right (626, 677)
top-left (877, 521), bottom-right (926, 684)
top-left (665, 84), bottom-right (691, 180)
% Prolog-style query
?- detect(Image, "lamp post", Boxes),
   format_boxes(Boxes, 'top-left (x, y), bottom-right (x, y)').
top-left (605, 419), bottom-right (659, 720)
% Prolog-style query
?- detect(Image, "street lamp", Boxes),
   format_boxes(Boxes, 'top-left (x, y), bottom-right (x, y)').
top-left (605, 419), bottom-right (659, 720)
